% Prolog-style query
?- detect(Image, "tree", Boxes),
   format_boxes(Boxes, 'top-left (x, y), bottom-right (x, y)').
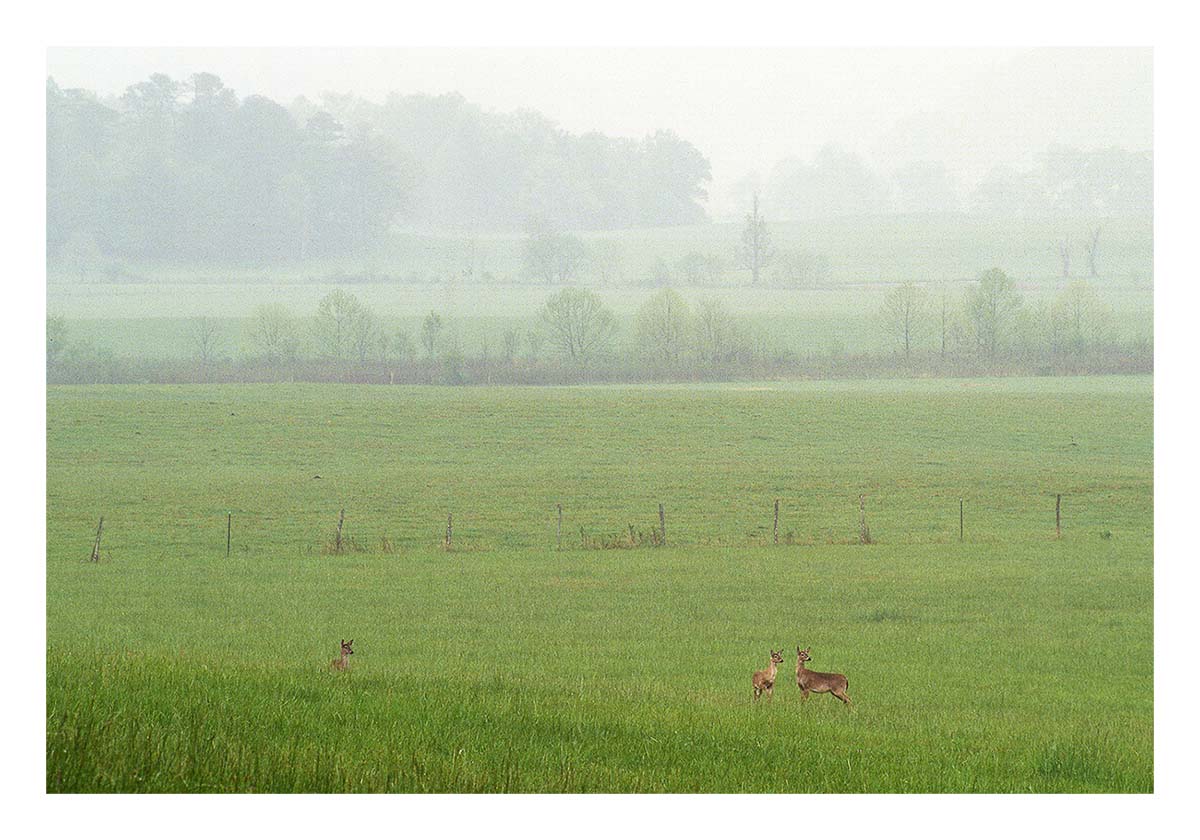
top-left (880, 281), bottom-right (927, 360)
top-left (313, 289), bottom-right (365, 361)
top-left (1056, 236), bottom-right (1071, 279)
top-left (965, 268), bottom-right (1023, 362)
top-left (350, 305), bottom-right (385, 363)
top-left (526, 329), bottom-right (546, 362)
top-left (524, 224), bottom-right (587, 284)
top-left (589, 239), bottom-right (624, 286)
top-left (248, 304), bottom-right (299, 364)
top-left (188, 317), bottom-right (222, 366)
top-left (771, 249), bottom-right (830, 287)
top-left (694, 297), bottom-right (740, 365)
top-left (1084, 226), bottom-right (1102, 278)
top-left (1051, 280), bottom-right (1116, 354)
top-left (502, 329), bottom-right (521, 364)
top-left (539, 288), bottom-right (616, 362)
top-left (736, 193), bottom-right (773, 284)
top-left (421, 311), bottom-right (444, 358)
top-left (390, 331), bottom-right (416, 365)
top-left (635, 289), bottom-right (692, 367)
top-left (47, 315), bottom-right (67, 372)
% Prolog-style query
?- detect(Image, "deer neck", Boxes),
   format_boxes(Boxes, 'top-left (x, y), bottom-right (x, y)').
top-left (797, 659), bottom-right (807, 678)
top-left (766, 660), bottom-right (778, 681)
top-left (339, 652), bottom-right (349, 667)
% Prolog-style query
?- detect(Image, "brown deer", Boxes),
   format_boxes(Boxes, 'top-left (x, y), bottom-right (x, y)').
top-left (330, 639), bottom-right (354, 672)
top-left (752, 649), bottom-right (785, 700)
top-left (796, 647), bottom-right (851, 705)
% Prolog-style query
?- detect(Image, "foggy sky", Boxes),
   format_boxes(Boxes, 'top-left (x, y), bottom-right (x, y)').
top-left (47, 46), bottom-right (1152, 216)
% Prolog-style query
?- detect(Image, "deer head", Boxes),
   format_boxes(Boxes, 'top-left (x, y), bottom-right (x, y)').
top-left (770, 649), bottom-right (784, 665)
top-left (797, 647), bottom-right (811, 664)
top-left (341, 639), bottom-right (354, 657)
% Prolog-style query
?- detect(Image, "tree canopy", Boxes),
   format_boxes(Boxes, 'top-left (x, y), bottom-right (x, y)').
top-left (47, 75), bottom-right (713, 264)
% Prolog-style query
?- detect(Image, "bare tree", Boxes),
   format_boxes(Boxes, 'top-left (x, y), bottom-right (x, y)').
top-left (502, 329), bottom-right (521, 364)
top-left (188, 317), bottom-right (222, 366)
top-left (350, 306), bottom-right (385, 362)
top-left (1083, 226), bottom-right (1101, 278)
top-left (880, 281), bottom-right (927, 360)
top-left (421, 311), bottom-right (444, 358)
top-left (526, 329), bottom-right (546, 362)
top-left (1056, 236), bottom-right (1071, 279)
top-left (313, 290), bottom-right (364, 361)
top-left (938, 285), bottom-right (951, 361)
top-left (539, 288), bottom-right (616, 362)
top-left (1051, 279), bottom-right (1116, 354)
top-left (248, 304), bottom-right (299, 364)
top-left (635, 289), bottom-right (692, 366)
top-left (47, 315), bottom-right (67, 372)
top-left (694, 297), bottom-right (739, 364)
top-left (589, 239), bottom-right (623, 286)
top-left (736, 192), bottom-right (773, 284)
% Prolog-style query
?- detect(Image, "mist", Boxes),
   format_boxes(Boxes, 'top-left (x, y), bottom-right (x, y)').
top-left (45, 47), bottom-right (1153, 385)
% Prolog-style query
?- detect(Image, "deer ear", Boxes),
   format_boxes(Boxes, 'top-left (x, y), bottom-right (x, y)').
top-left (797, 646), bottom-right (801, 654)
top-left (349, 640), bottom-right (353, 645)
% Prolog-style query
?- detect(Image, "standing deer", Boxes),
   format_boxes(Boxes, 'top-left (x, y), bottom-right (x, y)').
top-left (330, 639), bottom-right (354, 672)
top-left (752, 649), bottom-right (785, 700)
top-left (795, 647), bottom-right (851, 705)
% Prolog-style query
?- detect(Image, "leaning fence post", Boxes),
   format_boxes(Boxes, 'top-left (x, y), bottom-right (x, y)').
top-left (959, 499), bottom-right (964, 542)
top-left (445, 513), bottom-right (453, 550)
top-left (774, 499), bottom-right (780, 544)
top-left (1056, 494), bottom-right (1062, 539)
top-left (335, 508), bottom-right (345, 554)
top-left (659, 503), bottom-right (666, 545)
top-left (557, 503), bottom-right (563, 551)
top-left (226, 511), bottom-right (232, 558)
top-left (90, 517), bottom-right (104, 563)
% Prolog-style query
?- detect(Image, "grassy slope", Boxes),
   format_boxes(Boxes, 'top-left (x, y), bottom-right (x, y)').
top-left (46, 377), bottom-right (1153, 791)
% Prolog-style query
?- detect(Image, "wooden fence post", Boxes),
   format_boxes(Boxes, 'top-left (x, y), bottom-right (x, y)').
top-left (959, 499), bottom-right (964, 542)
top-left (659, 503), bottom-right (666, 545)
top-left (335, 508), bottom-right (345, 554)
top-left (557, 503), bottom-right (563, 551)
top-left (445, 513), bottom-right (453, 550)
top-left (90, 517), bottom-right (104, 563)
top-left (226, 512), bottom-right (232, 558)
top-left (859, 495), bottom-right (871, 545)
top-left (1056, 494), bottom-right (1062, 539)
top-left (774, 498), bottom-right (780, 544)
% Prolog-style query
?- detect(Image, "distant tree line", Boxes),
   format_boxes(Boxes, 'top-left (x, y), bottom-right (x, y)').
top-left (47, 272), bottom-right (1149, 386)
top-left (47, 74), bottom-right (712, 264)
top-left (752, 143), bottom-right (1152, 219)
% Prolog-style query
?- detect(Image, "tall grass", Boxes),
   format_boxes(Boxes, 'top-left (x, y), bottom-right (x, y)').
top-left (47, 378), bottom-right (1153, 792)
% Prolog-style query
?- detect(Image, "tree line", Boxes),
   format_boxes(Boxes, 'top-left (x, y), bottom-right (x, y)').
top-left (47, 271), bottom-right (1149, 386)
top-left (753, 144), bottom-right (1152, 219)
top-left (47, 74), bottom-right (712, 264)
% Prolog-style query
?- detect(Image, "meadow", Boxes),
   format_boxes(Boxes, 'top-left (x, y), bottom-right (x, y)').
top-left (46, 376), bottom-right (1153, 792)
top-left (46, 213), bottom-right (1154, 362)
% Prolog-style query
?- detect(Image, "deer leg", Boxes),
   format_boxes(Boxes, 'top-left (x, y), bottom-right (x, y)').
top-left (832, 689), bottom-right (851, 705)
top-left (801, 688), bottom-right (810, 701)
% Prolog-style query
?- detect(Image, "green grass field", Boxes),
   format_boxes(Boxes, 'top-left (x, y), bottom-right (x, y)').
top-left (46, 213), bottom-right (1154, 361)
top-left (46, 377), bottom-right (1153, 792)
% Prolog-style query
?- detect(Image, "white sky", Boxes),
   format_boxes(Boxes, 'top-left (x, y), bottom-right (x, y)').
top-left (47, 47), bottom-right (1152, 213)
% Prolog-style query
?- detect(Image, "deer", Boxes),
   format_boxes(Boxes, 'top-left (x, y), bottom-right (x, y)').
top-left (752, 649), bottom-right (785, 700)
top-left (795, 647), bottom-right (851, 705)
top-left (330, 639), bottom-right (354, 672)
